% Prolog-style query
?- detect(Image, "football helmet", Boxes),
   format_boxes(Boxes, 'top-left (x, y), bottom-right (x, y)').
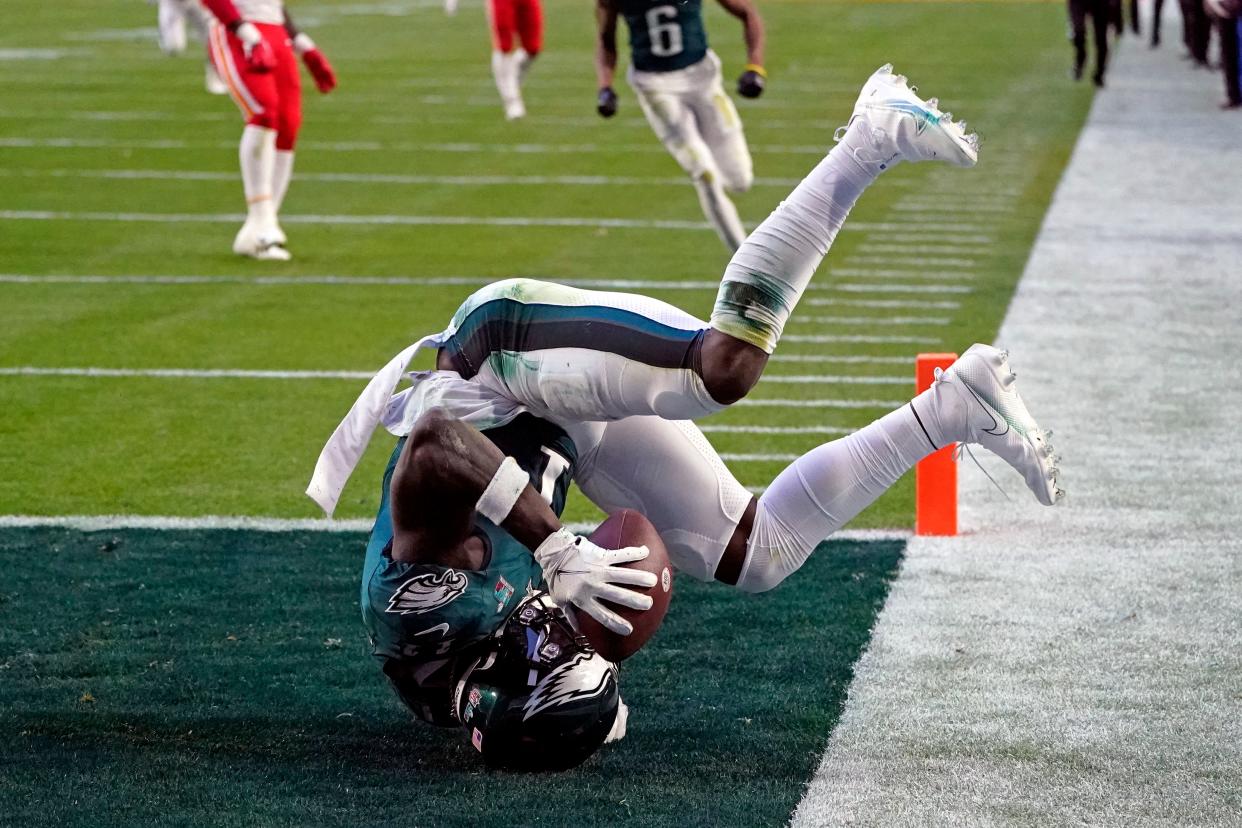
top-left (453, 593), bottom-right (619, 771)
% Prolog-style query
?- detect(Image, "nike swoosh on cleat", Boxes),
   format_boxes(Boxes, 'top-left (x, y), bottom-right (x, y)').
top-left (961, 382), bottom-right (1009, 437)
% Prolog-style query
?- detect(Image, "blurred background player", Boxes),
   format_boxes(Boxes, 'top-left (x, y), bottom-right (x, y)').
top-left (200, 0), bottom-right (337, 260)
top-left (1068, 0), bottom-right (1110, 85)
top-left (1207, 0), bottom-right (1242, 107)
top-left (488, 0), bottom-right (542, 119)
top-left (152, 0), bottom-right (228, 95)
top-left (594, 0), bottom-right (765, 252)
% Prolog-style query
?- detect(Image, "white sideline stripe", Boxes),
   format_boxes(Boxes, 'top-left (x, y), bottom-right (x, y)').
top-left (805, 298), bottom-right (961, 310)
top-left (0, 514), bottom-right (910, 542)
top-left (0, 167), bottom-right (803, 189)
top-left (0, 210), bottom-right (715, 232)
top-left (0, 366), bottom-right (906, 386)
top-left (699, 425), bottom-right (852, 436)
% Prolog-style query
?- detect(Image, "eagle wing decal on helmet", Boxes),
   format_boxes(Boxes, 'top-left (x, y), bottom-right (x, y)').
top-left (386, 570), bottom-right (469, 615)
top-left (522, 652), bottom-right (617, 721)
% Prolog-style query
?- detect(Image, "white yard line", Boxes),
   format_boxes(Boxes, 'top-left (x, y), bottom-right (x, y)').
top-left (0, 136), bottom-right (827, 156)
top-left (0, 209), bottom-right (714, 231)
top-left (834, 283), bottom-right (972, 294)
top-left (827, 268), bottom-right (978, 281)
top-left (767, 355), bottom-right (913, 365)
top-left (782, 334), bottom-right (940, 345)
top-left (698, 425), bottom-right (852, 436)
top-left (734, 398), bottom-right (904, 409)
top-left (804, 298), bottom-right (960, 310)
top-left (795, 24), bottom-right (1242, 826)
top-left (0, 167), bottom-right (802, 188)
top-left (791, 315), bottom-right (951, 326)
top-left (0, 366), bottom-right (907, 386)
top-left (0, 513), bottom-right (910, 542)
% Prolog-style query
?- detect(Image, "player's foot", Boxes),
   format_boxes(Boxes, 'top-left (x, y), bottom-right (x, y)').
top-left (233, 221), bottom-right (292, 261)
top-left (205, 64), bottom-right (228, 95)
top-left (936, 344), bottom-right (1063, 506)
top-left (503, 97), bottom-right (526, 120)
top-left (836, 64), bottom-right (979, 170)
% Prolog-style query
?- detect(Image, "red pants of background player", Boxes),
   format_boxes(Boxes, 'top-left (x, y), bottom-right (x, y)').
top-left (488, 0), bottom-right (542, 54)
top-left (207, 21), bottom-right (303, 150)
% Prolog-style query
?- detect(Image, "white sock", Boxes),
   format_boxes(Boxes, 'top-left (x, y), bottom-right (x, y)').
top-left (239, 125), bottom-right (277, 226)
top-left (515, 48), bottom-right (533, 84)
top-left (693, 171), bottom-right (747, 252)
top-left (710, 119), bottom-right (880, 352)
top-left (272, 150), bottom-right (294, 214)
top-left (736, 382), bottom-right (963, 593)
top-left (491, 50), bottom-right (520, 106)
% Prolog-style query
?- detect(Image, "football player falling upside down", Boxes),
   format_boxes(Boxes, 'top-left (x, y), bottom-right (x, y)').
top-left (307, 67), bottom-right (1065, 770)
top-left (199, 0), bottom-right (337, 261)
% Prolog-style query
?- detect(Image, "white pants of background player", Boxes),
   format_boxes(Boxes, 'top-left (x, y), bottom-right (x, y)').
top-left (629, 50), bottom-right (754, 251)
top-left (156, 0), bottom-right (227, 94)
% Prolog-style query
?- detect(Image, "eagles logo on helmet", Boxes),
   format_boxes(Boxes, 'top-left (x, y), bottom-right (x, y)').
top-left (452, 593), bottom-right (620, 771)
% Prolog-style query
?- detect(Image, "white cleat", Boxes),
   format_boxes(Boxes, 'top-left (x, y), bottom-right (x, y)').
top-left (836, 64), bottom-right (980, 170)
top-left (233, 220), bottom-right (292, 261)
top-left (205, 63), bottom-right (228, 96)
top-left (937, 344), bottom-right (1063, 506)
top-left (503, 97), bottom-right (526, 121)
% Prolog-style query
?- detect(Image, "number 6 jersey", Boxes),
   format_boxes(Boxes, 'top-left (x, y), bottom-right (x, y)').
top-left (618, 0), bottom-right (708, 72)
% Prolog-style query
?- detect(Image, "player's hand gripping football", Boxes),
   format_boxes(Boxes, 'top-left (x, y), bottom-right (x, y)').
top-left (597, 87), bottom-right (619, 118)
top-left (533, 528), bottom-right (657, 636)
top-left (737, 64), bottom-right (766, 99)
top-left (233, 22), bottom-right (276, 73)
top-left (293, 34), bottom-right (337, 93)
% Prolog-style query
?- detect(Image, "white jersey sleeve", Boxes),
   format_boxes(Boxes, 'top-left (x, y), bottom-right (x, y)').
top-left (234, 0), bottom-right (284, 25)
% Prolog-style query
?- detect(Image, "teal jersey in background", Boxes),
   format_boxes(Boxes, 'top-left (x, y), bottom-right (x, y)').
top-left (618, 0), bottom-right (710, 73)
top-left (360, 413), bottom-right (577, 725)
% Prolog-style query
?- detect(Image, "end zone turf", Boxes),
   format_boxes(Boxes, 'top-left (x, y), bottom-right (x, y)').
top-left (0, 528), bottom-right (902, 826)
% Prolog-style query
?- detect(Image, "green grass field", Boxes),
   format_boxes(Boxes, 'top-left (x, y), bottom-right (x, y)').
top-left (0, 0), bottom-right (1090, 823)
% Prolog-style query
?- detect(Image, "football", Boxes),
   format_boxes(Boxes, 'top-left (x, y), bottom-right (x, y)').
top-left (575, 509), bottom-right (674, 662)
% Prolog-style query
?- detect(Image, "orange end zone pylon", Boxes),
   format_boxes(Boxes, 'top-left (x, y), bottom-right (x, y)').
top-left (915, 353), bottom-right (958, 536)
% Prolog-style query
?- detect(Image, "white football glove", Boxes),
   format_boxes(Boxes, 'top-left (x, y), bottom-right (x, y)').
top-left (533, 528), bottom-right (657, 636)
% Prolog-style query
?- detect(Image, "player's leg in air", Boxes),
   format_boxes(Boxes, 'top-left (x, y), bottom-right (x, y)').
top-left (567, 345), bottom-right (1062, 597)
top-left (434, 66), bottom-right (980, 422)
top-left (489, 0), bottom-right (541, 119)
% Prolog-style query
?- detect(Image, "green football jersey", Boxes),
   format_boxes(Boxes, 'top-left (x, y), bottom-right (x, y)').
top-left (618, 0), bottom-right (709, 73)
top-left (360, 413), bottom-right (577, 725)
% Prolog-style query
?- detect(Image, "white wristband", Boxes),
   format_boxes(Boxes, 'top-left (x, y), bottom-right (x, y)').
top-left (292, 32), bottom-right (316, 55)
top-left (476, 456), bottom-right (528, 524)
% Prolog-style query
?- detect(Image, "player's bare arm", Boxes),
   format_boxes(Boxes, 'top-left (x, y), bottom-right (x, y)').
top-left (389, 409), bottom-right (659, 635)
top-left (715, 0), bottom-right (766, 97)
top-left (595, 0), bottom-right (620, 116)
